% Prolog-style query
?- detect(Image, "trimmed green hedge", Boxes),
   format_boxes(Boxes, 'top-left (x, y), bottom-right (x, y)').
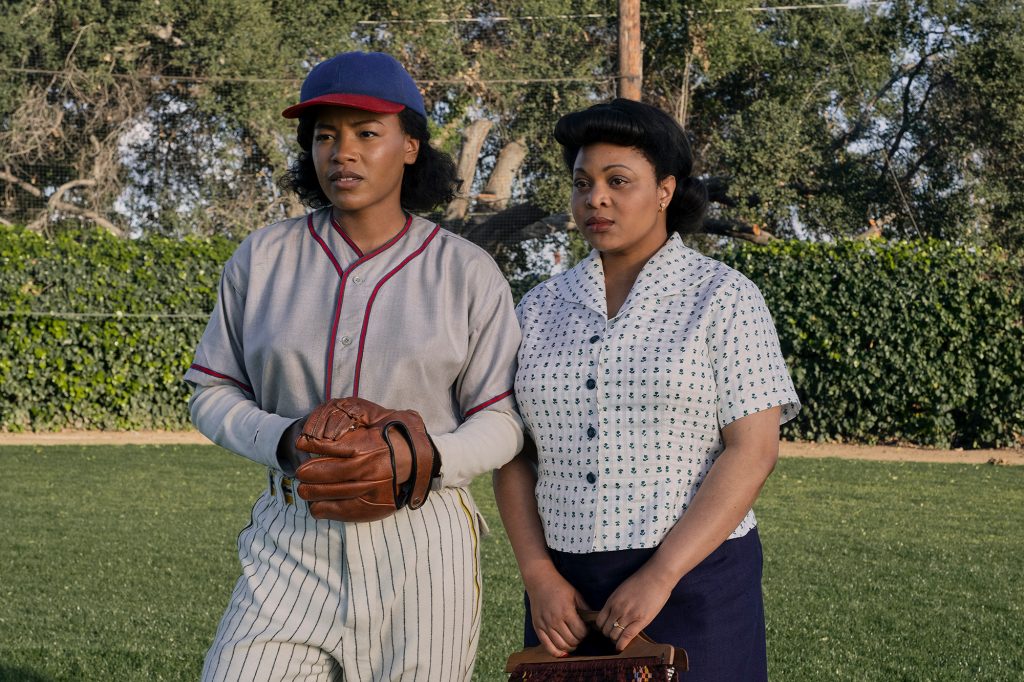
top-left (718, 239), bottom-right (1024, 448)
top-left (1, 226), bottom-right (1021, 447)
top-left (0, 227), bottom-right (234, 430)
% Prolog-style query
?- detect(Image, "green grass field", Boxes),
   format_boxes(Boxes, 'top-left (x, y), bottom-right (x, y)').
top-left (1, 446), bottom-right (1021, 681)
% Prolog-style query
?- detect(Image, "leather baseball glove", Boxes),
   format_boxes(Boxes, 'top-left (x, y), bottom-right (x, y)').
top-left (294, 397), bottom-right (437, 522)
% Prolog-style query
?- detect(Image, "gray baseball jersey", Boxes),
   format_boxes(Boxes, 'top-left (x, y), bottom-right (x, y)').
top-left (186, 208), bottom-right (523, 681)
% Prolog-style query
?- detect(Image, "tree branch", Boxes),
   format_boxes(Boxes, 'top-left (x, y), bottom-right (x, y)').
top-left (900, 142), bottom-right (941, 186)
top-left (460, 203), bottom-right (548, 249)
top-left (0, 169), bottom-right (43, 197)
top-left (705, 176), bottom-right (820, 210)
top-left (830, 51), bottom-right (941, 154)
top-left (881, 65), bottom-right (938, 185)
top-left (48, 198), bottom-right (123, 236)
top-left (703, 218), bottom-right (775, 245)
top-left (463, 202), bottom-right (777, 248)
top-left (884, 60), bottom-right (929, 168)
top-left (26, 178), bottom-right (124, 236)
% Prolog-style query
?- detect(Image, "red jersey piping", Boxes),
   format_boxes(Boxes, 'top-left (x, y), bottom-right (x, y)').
top-left (189, 364), bottom-right (253, 394)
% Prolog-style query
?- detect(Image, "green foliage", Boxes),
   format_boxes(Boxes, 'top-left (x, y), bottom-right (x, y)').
top-left (643, 0), bottom-right (1024, 250)
top-left (0, 225), bottom-right (234, 430)
top-left (1, 226), bottom-right (1021, 447)
top-left (1, 448), bottom-right (1022, 680)
top-left (4, 1), bottom-right (1023, 251)
top-left (351, 0), bottom-right (614, 216)
top-left (718, 239), bottom-right (1024, 447)
top-left (0, 0), bottom-right (614, 237)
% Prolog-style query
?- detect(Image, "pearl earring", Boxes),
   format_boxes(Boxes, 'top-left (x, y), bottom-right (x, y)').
top-left (658, 202), bottom-right (666, 212)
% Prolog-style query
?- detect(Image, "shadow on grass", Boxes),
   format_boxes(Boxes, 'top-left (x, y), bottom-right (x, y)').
top-left (0, 666), bottom-right (54, 682)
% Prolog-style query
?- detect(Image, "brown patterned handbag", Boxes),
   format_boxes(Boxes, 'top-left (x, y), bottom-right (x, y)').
top-left (505, 611), bottom-right (688, 681)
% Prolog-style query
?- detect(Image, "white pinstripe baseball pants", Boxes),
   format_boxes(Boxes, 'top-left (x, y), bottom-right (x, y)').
top-left (201, 471), bottom-right (483, 681)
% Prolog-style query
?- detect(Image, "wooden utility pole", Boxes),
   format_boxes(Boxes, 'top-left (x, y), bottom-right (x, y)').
top-left (618, 0), bottom-right (642, 100)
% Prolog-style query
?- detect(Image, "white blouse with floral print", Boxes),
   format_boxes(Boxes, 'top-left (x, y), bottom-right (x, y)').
top-left (515, 233), bottom-right (801, 553)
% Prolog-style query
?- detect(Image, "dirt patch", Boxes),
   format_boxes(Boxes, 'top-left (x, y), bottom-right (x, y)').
top-left (778, 440), bottom-right (1023, 466)
top-left (0, 429), bottom-right (1020, 465)
top-left (0, 430), bottom-right (213, 446)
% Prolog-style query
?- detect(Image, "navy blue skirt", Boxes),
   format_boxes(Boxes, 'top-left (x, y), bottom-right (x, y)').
top-left (524, 527), bottom-right (767, 682)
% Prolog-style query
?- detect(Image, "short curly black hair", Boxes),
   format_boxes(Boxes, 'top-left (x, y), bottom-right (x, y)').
top-left (553, 98), bottom-right (707, 235)
top-left (279, 108), bottom-right (458, 212)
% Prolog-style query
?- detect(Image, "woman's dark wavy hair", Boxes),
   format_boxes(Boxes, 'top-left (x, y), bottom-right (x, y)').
top-left (279, 108), bottom-right (458, 212)
top-left (553, 98), bottom-right (708, 235)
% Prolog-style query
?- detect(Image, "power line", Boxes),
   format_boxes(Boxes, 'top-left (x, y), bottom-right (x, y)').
top-left (0, 66), bottom-right (298, 83)
top-left (355, 2), bottom-right (888, 24)
top-left (420, 76), bottom-right (616, 85)
top-left (3, 3), bottom-right (889, 86)
top-left (0, 65), bottom-right (613, 86)
top-left (355, 13), bottom-right (610, 25)
top-left (728, 1), bottom-right (886, 11)
top-left (8, 0), bottom-right (891, 32)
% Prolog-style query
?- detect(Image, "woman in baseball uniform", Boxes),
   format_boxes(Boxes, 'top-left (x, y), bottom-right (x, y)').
top-left (187, 51), bottom-right (523, 681)
top-left (493, 99), bottom-right (800, 680)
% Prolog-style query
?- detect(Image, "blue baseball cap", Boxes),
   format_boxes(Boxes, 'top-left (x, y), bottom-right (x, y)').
top-left (282, 51), bottom-right (426, 119)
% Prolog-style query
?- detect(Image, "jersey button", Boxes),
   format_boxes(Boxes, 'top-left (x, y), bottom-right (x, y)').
top-left (586, 426), bottom-right (596, 439)
top-left (586, 472), bottom-right (597, 484)
top-left (585, 378), bottom-right (596, 389)
top-left (589, 335), bottom-right (600, 344)
top-left (353, 275), bottom-right (363, 284)
top-left (341, 336), bottom-right (353, 346)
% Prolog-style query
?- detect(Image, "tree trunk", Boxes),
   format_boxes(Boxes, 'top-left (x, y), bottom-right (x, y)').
top-left (478, 139), bottom-right (527, 211)
top-left (444, 119), bottom-right (493, 222)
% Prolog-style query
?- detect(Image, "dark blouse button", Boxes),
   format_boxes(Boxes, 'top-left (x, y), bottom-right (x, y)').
top-left (587, 426), bottom-right (596, 439)
top-left (586, 472), bottom-right (597, 484)
top-left (585, 378), bottom-right (597, 390)
top-left (589, 335), bottom-right (600, 344)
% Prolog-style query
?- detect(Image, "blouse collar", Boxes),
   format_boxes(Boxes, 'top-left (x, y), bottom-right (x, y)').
top-left (546, 233), bottom-right (724, 319)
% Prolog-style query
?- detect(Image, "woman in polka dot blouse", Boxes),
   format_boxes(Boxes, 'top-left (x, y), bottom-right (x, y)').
top-left (494, 99), bottom-right (801, 681)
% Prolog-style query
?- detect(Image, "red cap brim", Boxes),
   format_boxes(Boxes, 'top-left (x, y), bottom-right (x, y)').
top-left (281, 93), bottom-right (405, 119)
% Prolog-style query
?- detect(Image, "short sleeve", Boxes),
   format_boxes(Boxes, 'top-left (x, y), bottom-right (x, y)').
top-left (454, 262), bottom-right (520, 420)
top-left (707, 276), bottom-right (801, 428)
top-left (184, 247), bottom-right (253, 395)
top-left (183, 240), bottom-right (298, 469)
top-left (428, 256), bottom-right (523, 488)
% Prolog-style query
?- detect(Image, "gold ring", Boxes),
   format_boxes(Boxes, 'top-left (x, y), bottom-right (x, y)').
top-left (612, 621), bottom-right (624, 630)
